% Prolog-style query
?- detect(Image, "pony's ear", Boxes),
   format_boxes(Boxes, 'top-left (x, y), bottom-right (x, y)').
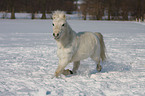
top-left (52, 12), bottom-right (57, 20)
top-left (62, 14), bottom-right (66, 19)
top-left (52, 15), bottom-right (56, 20)
top-left (60, 14), bottom-right (66, 20)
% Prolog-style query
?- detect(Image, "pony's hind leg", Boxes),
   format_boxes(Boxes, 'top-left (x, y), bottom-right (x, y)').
top-left (96, 60), bottom-right (102, 72)
top-left (72, 61), bottom-right (80, 74)
top-left (91, 56), bottom-right (102, 72)
top-left (91, 39), bottom-right (102, 72)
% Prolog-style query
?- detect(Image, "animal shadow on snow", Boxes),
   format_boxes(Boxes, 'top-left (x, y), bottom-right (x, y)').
top-left (89, 61), bottom-right (132, 75)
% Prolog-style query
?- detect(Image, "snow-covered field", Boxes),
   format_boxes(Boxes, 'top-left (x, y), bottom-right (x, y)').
top-left (0, 12), bottom-right (80, 20)
top-left (0, 20), bottom-right (145, 96)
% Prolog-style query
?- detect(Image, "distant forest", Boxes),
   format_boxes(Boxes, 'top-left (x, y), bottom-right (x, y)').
top-left (0, 0), bottom-right (145, 21)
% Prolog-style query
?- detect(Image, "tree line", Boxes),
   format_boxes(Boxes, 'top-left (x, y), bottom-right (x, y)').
top-left (0, 0), bottom-right (75, 19)
top-left (80, 0), bottom-right (145, 21)
top-left (0, 0), bottom-right (145, 21)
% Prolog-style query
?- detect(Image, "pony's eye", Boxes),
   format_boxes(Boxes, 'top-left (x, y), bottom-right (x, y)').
top-left (62, 24), bottom-right (65, 26)
top-left (52, 23), bottom-right (54, 26)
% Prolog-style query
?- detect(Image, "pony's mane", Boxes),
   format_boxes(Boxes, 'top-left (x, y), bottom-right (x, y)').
top-left (52, 11), bottom-right (66, 20)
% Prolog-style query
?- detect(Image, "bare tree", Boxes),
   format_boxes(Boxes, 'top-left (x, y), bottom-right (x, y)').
top-left (1, 0), bottom-right (144, 21)
top-left (80, 0), bottom-right (89, 20)
top-left (64, 0), bottom-right (75, 14)
top-left (80, 0), bottom-right (104, 20)
top-left (135, 0), bottom-right (145, 21)
top-left (5, 0), bottom-right (16, 19)
top-left (40, 0), bottom-right (47, 19)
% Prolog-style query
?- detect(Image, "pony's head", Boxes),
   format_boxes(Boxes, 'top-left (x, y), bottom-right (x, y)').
top-left (52, 11), bottom-right (67, 40)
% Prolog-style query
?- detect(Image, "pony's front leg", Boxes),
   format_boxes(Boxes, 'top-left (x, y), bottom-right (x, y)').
top-left (54, 59), bottom-right (69, 78)
top-left (62, 61), bottom-right (80, 75)
top-left (72, 61), bottom-right (80, 73)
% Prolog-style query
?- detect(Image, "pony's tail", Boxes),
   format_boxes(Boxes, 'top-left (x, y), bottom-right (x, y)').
top-left (95, 32), bottom-right (106, 62)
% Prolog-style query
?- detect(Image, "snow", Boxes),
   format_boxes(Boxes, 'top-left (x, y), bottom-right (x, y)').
top-left (0, 13), bottom-right (80, 20)
top-left (0, 20), bottom-right (145, 96)
top-left (0, 13), bottom-right (51, 19)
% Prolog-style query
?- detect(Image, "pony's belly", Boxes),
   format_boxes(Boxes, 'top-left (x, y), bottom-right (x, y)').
top-left (71, 56), bottom-right (88, 62)
top-left (71, 51), bottom-right (92, 62)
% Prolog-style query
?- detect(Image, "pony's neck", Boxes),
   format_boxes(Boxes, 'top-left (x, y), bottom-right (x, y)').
top-left (57, 22), bottom-right (76, 48)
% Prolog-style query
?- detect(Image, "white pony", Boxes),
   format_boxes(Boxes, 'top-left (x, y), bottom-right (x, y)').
top-left (52, 11), bottom-right (106, 78)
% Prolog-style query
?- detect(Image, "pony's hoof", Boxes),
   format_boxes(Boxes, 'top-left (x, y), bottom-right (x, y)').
top-left (97, 65), bottom-right (102, 72)
top-left (62, 69), bottom-right (73, 75)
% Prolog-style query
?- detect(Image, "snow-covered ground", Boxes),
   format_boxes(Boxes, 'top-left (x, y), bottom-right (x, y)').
top-left (0, 13), bottom-right (51, 19)
top-left (0, 12), bottom-right (81, 20)
top-left (0, 20), bottom-right (145, 96)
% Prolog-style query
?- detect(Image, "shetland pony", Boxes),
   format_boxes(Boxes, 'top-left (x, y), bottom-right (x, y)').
top-left (52, 11), bottom-right (106, 78)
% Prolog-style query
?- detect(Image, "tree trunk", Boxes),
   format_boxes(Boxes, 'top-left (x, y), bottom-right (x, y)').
top-left (83, 14), bottom-right (86, 20)
top-left (41, 11), bottom-right (46, 19)
top-left (136, 0), bottom-right (141, 21)
top-left (41, 0), bottom-right (47, 19)
top-left (11, 7), bottom-right (15, 19)
top-left (141, 0), bottom-right (144, 22)
top-left (123, 12), bottom-right (128, 20)
top-left (31, 12), bottom-right (35, 19)
top-left (108, 1), bottom-right (111, 20)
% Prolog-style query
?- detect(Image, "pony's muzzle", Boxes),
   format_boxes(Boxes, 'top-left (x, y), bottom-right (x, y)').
top-left (53, 33), bottom-right (60, 39)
